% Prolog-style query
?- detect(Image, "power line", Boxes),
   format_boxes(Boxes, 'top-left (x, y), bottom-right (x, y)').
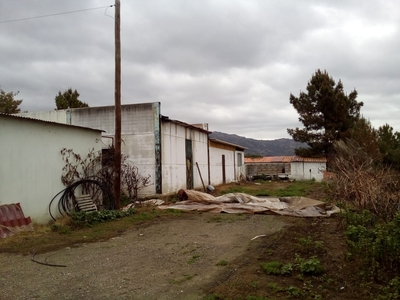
top-left (0, 5), bottom-right (114, 24)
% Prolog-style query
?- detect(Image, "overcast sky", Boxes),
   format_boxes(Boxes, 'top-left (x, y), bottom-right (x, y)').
top-left (1, 1), bottom-right (399, 140)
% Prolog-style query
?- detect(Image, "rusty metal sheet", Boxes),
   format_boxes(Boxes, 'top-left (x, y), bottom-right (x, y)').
top-left (0, 203), bottom-right (33, 238)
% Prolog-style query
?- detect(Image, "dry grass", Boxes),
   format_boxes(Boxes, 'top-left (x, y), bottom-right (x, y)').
top-left (332, 139), bottom-right (400, 220)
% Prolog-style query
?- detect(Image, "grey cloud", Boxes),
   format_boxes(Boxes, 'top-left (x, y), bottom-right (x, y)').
top-left (1, 0), bottom-right (400, 140)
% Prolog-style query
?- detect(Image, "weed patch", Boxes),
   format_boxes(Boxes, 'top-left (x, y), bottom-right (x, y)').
top-left (187, 255), bottom-right (201, 264)
top-left (70, 208), bottom-right (135, 227)
top-left (216, 260), bottom-right (228, 266)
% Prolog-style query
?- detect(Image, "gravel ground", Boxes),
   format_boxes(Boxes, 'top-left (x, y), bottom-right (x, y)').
top-left (0, 213), bottom-right (287, 300)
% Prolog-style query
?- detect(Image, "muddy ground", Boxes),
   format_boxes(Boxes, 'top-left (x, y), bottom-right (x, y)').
top-left (0, 212), bottom-right (289, 300)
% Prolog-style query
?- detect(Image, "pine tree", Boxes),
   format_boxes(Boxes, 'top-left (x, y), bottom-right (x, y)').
top-left (287, 69), bottom-right (363, 157)
top-left (55, 88), bottom-right (88, 110)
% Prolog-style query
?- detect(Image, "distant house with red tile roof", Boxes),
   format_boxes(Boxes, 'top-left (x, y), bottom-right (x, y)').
top-left (244, 156), bottom-right (327, 182)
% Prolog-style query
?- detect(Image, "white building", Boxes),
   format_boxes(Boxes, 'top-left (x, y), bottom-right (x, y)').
top-left (0, 114), bottom-right (102, 222)
top-left (245, 156), bottom-right (327, 182)
top-left (19, 103), bottom-right (246, 195)
top-left (209, 138), bottom-right (246, 185)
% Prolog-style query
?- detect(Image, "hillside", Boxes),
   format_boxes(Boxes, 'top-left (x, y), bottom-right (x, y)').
top-left (209, 131), bottom-right (305, 156)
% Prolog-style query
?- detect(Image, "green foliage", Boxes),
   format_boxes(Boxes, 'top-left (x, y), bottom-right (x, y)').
top-left (298, 235), bottom-right (324, 251)
top-left (220, 180), bottom-right (319, 198)
top-left (281, 263), bottom-right (293, 275)
top-left (286, 285), bottom-right (303, 297)
top-left (341, 209), bottom-right (376, 227)
top-left (345, 213), bottom-right (400, 280)
top-left (314, 241), bottom-right (324, 249)
top-left (55, 87), bottom-right (88, 110)
top-left (261, 261), bottom-right (294, 276)
top-left (216, 260), bottom-right (228, 266)
top-left (262, 261), bottom-right (283, 275)
top-left (0, 89), bottom-right (23, 114)
top-left (70, 208), bottom-right (135, 227)
top-left (349, 117), bottom-right (381, 160)
top-left (267, 282), bottom-right (284, 292)
top-left (377, 124), bottom-right (400, 170)
top-left (274, 180), bottom-right (314, 197)
top-left (294, 255), bottom-right (324, 275)
top-left (287, 69), bottom-right (363, 157)
top-left (378, 277), bottom-right (400, 300)
top-left (298, 236), bottom-right (313, 247)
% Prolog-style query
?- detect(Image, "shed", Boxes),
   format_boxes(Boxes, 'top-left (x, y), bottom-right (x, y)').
top-left (0, 113), bottom-right (103, 222)
top-left (245, 156), bottom-right (327, 182)
top-left (209, 138), bottom-right (246, 185)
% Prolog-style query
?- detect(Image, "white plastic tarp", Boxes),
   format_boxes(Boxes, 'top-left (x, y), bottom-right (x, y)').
top-left (158, 190), bottom-right (340, 217)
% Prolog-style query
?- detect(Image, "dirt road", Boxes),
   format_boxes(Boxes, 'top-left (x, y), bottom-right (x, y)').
top-left (0, 213), bottom-right (288, 300)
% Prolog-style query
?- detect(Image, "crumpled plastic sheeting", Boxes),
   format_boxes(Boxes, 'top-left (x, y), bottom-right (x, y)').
top-left (158, 190), bottom-right (340, 217)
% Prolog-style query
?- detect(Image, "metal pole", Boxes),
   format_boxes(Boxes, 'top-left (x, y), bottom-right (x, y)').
top-left (114, 0), bottom-right (121, 209)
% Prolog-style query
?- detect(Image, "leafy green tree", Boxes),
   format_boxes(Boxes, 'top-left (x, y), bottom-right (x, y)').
top-left (377, 124), bottom-right (400, 169)
top-left (287, 69), bottom-right (363, 157)
top-left (55, 87), bottom-right (88, 110)
top-left (0, 89), bottom-right (23, 114)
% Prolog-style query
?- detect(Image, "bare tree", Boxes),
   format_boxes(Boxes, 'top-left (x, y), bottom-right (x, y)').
top-left (121, 162), bottom-right (152, 203)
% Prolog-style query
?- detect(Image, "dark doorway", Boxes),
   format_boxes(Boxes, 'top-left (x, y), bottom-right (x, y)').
top-left (222, 155), bottom-right (226, 184)
top-left (185, 139), bottom-right (193, 189)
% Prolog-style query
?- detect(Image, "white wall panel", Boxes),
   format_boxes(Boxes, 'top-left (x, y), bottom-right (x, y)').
top-left (0, 116), bottom-right (101, 223)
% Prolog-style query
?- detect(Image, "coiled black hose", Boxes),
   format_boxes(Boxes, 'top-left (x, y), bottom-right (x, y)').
top-left (49, 179), bottom-right (114, 221)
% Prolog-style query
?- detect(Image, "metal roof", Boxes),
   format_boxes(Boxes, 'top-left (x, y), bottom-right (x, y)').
top-left (244, 156), bottom-right (327, 163)
top-left (209, 138), bottom-right (247, 150)
top-left (0, 113), bottom-right (104, 132)
top-left (161, 115), bottom-right (211, 133)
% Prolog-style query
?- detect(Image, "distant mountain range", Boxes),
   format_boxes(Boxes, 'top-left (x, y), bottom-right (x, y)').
top-left (209, 131), bottom-right (306, 156)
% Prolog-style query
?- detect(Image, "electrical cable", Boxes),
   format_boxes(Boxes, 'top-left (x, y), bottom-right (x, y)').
top-left (0, 5), bottom-right (114, 24)
top-left (49, 178), bottom-right (114, 221)
top-left (31, 251), bottom-right (66, 268)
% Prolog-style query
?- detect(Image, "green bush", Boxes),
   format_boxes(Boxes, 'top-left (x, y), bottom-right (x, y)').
top-left (378, 277), bottom-right (400, 300)
top-left (70, 208), bottom-right (135, 227)
top-left (295, 254), bottom-right (324, 276)
top-left (345, 212), bottom-right (400, 280)
top-left (262, 261), bottom-right (283, 275)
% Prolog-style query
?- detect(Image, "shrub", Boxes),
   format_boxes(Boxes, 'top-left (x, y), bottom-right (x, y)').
top-left (262, 261), bottom-right (283, 275)
top-left (345, 213), bottom-right (400, 280)
top-left (70, 208), bottom-right (135, 227)
top-left (295, 254), bottom-right (324, 276)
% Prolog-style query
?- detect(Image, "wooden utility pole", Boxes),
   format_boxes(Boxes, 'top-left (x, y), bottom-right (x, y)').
top-left (114, 0), bottom-right (121, 209)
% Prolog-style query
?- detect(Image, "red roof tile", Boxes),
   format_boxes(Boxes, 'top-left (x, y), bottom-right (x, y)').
top-left (244, 156), bottom-right (327, 164)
